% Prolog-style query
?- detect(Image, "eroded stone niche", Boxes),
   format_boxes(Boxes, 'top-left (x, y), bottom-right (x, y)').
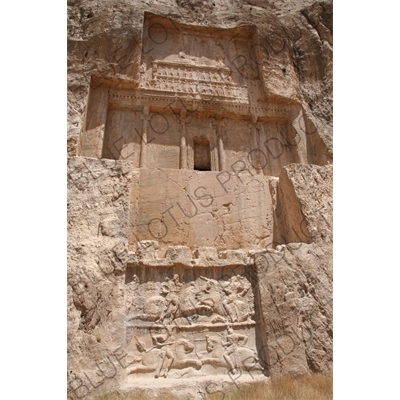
top-left (78, 13), bottom-right (318, 177)
top-left (124, 262), bottom-right (265, 379)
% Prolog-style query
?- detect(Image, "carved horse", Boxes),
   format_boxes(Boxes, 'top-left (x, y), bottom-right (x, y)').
top-left (230, 346), bottom-right (264, 373)
top-left (158, 338), bottom-right (202, 378)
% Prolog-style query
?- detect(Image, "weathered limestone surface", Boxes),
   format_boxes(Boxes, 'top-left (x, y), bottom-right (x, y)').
top-left (68, 1), bottom-right (333, 399)
top-left (68, 157), bottom-right (133, 397)
top-left (129, 168), bottom-right (275, 253)
top-left (254, 241), bottom-right (332, 376)
top-left (256, 163), bottom-right (333, 377)
top-left (274, 163), bottom-right (333, 245)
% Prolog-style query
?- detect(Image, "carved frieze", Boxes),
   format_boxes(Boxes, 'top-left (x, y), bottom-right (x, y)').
top-left (108, 89), bottom-right (291, 122)
top-left (125, 269), bottom-right (263, 379)
top-left (139, 60), bottom-right (249, 103)
top-left (126, 272), bottom-right (255, 327)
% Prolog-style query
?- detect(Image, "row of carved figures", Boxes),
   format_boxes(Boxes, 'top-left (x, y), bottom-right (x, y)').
top-left (153, 66), bottom-right (233, 84)
top-left (140, 78), bottom-right (246, 98)
top-left (129, 274), bottom-right (255, 325)
top-left (128, 326), bottom-right (262, 378)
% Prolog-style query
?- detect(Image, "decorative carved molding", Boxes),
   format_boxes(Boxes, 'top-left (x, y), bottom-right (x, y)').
top-left (138, 60), bottom-right (249, 103)
top-left (108, 89), bottom-right (291, 122)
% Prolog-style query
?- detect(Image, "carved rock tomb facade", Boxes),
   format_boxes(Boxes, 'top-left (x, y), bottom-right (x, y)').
top-left (70, 11), bottom-right (332, 396)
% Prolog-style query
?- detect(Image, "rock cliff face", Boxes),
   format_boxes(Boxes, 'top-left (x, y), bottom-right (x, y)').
top-left (68, 1), bottom-right (332, 398)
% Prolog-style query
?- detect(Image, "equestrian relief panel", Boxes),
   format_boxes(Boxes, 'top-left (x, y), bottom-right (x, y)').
top-left (124, 267), bottom-right (264, 379)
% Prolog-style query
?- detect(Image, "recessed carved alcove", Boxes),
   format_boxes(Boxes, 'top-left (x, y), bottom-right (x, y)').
top-left (124, 244), bottom-right (266, 379)
top-left (193, 136), bottom-right (211, 171)
top-left (78, 13), bottom-right (320, 177)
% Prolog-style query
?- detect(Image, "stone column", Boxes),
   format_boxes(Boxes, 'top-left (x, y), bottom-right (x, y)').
top-left (211, 117), bottom-right (226, 171)
top-left (290, 109), bottom-right (308, 164)
top-left (179, 110), bottom-right (190, 169)
top-left (217, 122), bottom-right (226, 171)
top-left (247, 117), bottom-right (263, 175)
top-left (78, 83), bottom-right (109, 158)
top-left (139, 106), bottom-right (150, 168)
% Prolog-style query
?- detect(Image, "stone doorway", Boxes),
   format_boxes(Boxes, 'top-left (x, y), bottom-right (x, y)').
top-left (193, 136), bottom-right (211, 171)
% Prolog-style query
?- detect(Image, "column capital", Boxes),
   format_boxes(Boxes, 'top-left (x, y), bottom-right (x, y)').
top-left (140, 106), bottom-right (151, 121)
top-left (210, 116), bottom-right (227, 130)
top-left (251, 115), bottom-right (258, 124)
top-left (180, 115), bottom-right (192, 126)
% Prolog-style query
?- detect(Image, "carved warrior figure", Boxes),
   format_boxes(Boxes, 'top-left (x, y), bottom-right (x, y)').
top-left (128, 331), bottom-right (174, 378)
top-left (129, 335), bottom-right (202, 379)
top-left (128, 337), bottom-right (166, 377)
top-left (220, 327), bottom-right (263, 375)
top-left (159, 274), bottom-right (182, 324)
top-left (133, 274), bottom-right (254, 324)
top-left (222, 275), bottom-right (255, 323)
top-left (195, 276), bottom-right (222, 313)
top-left (222, 326), bottom-right (248, 374)
top-left (179, 282), bottom-right (200, 314)
top-left (128, 329), bottom-right (262, 378)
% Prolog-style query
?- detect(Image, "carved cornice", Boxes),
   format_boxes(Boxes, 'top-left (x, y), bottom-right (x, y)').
top-left (108, 89), bottom-right (291, 122)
